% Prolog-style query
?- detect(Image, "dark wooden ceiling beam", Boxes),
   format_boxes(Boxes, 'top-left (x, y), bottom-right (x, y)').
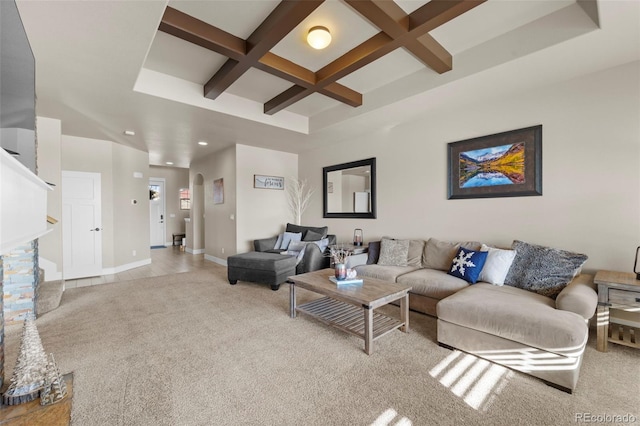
top-left (317, 32), bottom-right (394, 84)
top-left (259, 55), bottom-right (362, 114)
top-left (320, 83), bottom-right (362, 108)
top-left (161, 1), bottom-right (485, 115)
top-left (264, 81), bottom-right (363, 115)
top-left (264, 86), bottom-right (309, 115)
top-left (405, 35), bottom-right (451, 74)
top-left (344, 0), bottom-right (409, 38)
top-left (409, 0), bottom-right (487, 35)
top-left (344, 0), bottom-right (459, 73)
top-left (264, 0), bottom-right (485, 113)
top-left (159, 7), bottom-right (246, 60)
top-left (257, 53), bottom-right (316, 87)
top-left (203, 0), bottom-right (324, 100)
top-left (160, 3), bottom-right (362, 110)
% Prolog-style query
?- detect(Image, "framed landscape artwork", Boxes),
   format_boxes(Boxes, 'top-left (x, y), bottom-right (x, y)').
top-left (447, 125), bottom-right (542, 199)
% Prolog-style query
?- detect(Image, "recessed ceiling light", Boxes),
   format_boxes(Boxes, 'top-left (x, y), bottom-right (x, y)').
top-left (166, 161), bottom-right (174, 165)
top-left (307, 26), bottom-right (331, 50)
top-left (198, 141), bottom-right (208, 146)
top-left (124, 130), bottom-right (135, 136)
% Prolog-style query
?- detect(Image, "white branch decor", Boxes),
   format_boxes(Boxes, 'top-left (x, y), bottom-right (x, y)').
top-left (287, 177), bottom-right (314, 225)
top-left (329, 244), bottom-right (352, 265)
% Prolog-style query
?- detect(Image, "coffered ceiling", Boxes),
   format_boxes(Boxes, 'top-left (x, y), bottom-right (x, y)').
top-left (14, 1), bottom-right (640, 168)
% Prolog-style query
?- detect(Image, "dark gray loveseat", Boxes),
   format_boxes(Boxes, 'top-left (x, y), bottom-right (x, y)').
top-left (227, 223), bottom-right (336, 290)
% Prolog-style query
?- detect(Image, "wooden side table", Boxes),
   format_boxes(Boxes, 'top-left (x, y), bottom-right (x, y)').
top-left (593, 270), bottom-right (640, 352)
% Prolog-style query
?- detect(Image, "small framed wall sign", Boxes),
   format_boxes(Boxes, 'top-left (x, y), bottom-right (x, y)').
top-left (254, 175), bottom-right (284, 190)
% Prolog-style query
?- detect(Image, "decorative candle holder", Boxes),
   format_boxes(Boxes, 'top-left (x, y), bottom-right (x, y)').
top-left (353, 228), bottom-right (363, 247)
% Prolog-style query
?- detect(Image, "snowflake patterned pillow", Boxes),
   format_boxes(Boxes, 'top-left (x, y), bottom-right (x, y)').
top-left (447, 247), bottom-right (488, 284)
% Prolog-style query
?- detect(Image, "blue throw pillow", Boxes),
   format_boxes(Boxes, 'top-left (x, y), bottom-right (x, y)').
top-left (448, 247), bottom-right (488, 284)
top-left (279, 232), bottom-right (302, 250)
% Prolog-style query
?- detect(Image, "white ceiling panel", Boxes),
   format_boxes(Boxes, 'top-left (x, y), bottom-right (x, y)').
top-left (431, 0), bottom-right (577, 55)
top-left (338, 48), bottom-right (430, 93)
top-left (145, 32), bottom-right (227, 85)
top-left (226, 67), bottom-right (294, 104)
top-left (169, 0), bottom-right (280, 39)
top-left (286, 92), bottom-right (341, 116)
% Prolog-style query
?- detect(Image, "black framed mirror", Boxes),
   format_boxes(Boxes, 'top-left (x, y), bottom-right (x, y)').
top-left (323, 157), bottom-right (376, 219)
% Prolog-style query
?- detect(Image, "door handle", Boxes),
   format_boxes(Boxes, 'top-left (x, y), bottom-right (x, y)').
top-left (89, 228), bottom-right (101, 231)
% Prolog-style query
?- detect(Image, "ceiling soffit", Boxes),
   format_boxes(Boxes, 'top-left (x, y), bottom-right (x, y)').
top-left (157, 0), bottom-right (486, 116)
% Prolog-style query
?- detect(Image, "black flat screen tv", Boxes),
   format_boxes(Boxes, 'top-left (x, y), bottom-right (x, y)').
top-left (0, 0), bottom-right (36, 172)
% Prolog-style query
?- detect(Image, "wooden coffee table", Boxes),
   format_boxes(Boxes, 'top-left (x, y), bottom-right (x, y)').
top-left (288, 269), bottom-right (412, 354)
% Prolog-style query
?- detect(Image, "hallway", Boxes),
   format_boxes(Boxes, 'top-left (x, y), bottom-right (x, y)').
top-left (64, 246), bottom-right (222, 289)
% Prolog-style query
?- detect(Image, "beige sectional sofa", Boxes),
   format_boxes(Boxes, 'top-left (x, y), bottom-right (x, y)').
top-left (350, 237), bottom-right (597, 393)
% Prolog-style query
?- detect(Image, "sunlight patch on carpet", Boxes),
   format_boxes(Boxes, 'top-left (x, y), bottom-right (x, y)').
top-left (429, 350), bottom-right (512, 411)
top-left (370, 408), bottom-right (412, 426)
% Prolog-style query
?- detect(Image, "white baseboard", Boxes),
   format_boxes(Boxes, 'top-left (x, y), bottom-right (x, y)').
top-left (205, 254), bottom-right (227, 266)
top-left (186, 248), bottom-right (205, 254)
top-left (38, 257), bottom-right (63, 281)
top-left (102, 258), bottom-right (152, 275)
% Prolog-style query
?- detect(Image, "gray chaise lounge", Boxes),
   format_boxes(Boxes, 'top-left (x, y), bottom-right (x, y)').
top-left (227, 223), bottom-right (336, 290)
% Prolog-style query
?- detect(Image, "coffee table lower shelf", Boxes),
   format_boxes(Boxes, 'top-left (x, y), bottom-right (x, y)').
top-left (297, 296), bottom-right (404, 341)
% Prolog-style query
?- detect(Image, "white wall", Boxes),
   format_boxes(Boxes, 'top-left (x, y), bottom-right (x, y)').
top-left (35, 117), bottom-right (62, 279)
top-left (236, 144), bottom-right (298, 253)
top-left (61, 135), bottom-right (150, 271)
top-left (61, 135), bottom-right (115, 269)
top-left (299, 61), bottom-right (640, 273)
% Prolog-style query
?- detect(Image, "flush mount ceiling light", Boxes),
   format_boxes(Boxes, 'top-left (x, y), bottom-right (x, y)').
top-left (124, 130), bottom-right (135, 136)
top-left (307, 26), bottom-right (331, 50)
top-left (166, 161), bottom-right (174, 165)
top-left (198, 141), bottom-right (208, 146)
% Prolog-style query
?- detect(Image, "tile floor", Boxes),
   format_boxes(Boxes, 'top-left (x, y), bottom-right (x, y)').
top-left (64, 246), bottom-right (222, 289)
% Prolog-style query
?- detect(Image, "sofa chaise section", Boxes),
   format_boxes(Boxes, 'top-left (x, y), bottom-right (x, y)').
top-left (437, 276), bottom-right (597, 393)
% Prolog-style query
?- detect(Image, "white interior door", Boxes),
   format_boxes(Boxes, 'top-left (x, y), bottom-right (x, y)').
top-left (62, 171), bottom-right (102, 279)
top-left (149, 178), bottom-right (166, 247)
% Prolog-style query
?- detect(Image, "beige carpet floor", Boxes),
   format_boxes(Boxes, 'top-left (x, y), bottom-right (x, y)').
top-left (4, 267), bottom-right (639, 426)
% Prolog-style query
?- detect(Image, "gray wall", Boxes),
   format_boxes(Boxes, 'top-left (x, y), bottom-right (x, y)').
top-left (298, 61), bottom-right (640, 273)
top-left (190, 145), bottom-right (237, 259)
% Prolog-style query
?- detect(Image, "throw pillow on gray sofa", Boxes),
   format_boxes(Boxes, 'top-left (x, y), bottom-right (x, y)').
top-left (422, 238), bottom-right (482, 271)
top-left (504, 240), bottom-right (588, 299)
top-left (286, 223), bottom-right (328, 238)
top-left (378, 237), bottom-right (409, 266)
top-left (366, 241), bottom-right (381, 264)
top-left (303, 230), bottom-right (324, 241)
top-left (407, 240), bottom-right (425, 267)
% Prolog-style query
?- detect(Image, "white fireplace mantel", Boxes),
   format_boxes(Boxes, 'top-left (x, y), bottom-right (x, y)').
top-left (0, 148), bottom-right (52, 255)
